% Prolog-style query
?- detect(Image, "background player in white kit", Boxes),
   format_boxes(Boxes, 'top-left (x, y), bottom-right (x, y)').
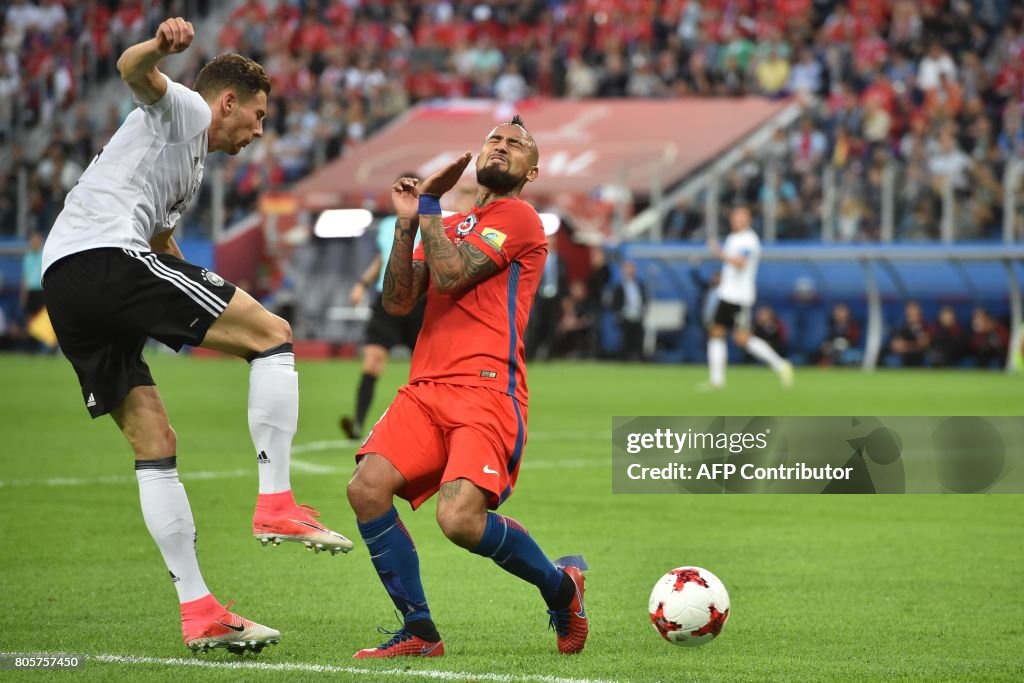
top-left (40, 18), bottom-right (351, 653)
top-left (705, 204), bottom-right (794, 389)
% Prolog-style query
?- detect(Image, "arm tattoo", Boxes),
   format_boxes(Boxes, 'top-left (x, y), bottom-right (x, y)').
top-left (420, 214), bottom-right (501, 294)
top-left (438, 480), bottom-right (463, 502)
top-left (382, 217), bottom-right (426, 314)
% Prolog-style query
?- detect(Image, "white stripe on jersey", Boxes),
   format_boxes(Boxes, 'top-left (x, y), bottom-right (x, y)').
top-left (122, 250), bottom-right (226, 317)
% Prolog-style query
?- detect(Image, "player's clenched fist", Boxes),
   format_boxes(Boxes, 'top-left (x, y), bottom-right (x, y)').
top-left (155, 17), bottom-right (194, 55)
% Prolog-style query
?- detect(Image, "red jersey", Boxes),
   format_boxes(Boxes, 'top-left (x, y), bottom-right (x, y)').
top-left (410, 197), bottom-right (546, 406)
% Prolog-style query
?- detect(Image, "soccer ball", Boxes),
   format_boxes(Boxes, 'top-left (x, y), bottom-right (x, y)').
top-left (648, 566), bottom-right (730, 647)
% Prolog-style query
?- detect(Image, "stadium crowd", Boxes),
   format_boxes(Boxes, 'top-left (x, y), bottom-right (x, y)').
top-left (5, 0), bottom-right (1024, 240)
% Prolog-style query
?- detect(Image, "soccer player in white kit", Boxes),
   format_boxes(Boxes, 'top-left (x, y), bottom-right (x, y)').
top-left (40, 18), bottom-right (351, 653)
top-left (705, 205), bottom-right (793, 389)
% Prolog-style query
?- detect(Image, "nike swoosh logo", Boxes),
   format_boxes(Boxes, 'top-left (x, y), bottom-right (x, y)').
top-left (483, 465), bottom-right (498, 475)
top-left (290, 520), bottom-right (324, 531)
top-left (420, 642), bottom-right (442, 655)
top-left (574, 589), bottom-right (586, 618)
top-left (217, 621), bottom-right (245, 632)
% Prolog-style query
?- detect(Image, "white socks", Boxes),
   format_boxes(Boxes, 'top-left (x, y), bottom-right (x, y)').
top-left (744, 336), bottom-right (787, 373)
top-left (708, 337), bottom-right (727, 386)
top-left (249, 350), bottom-right (297, 495)
top-left (136, 460), bottom-right (210, 604)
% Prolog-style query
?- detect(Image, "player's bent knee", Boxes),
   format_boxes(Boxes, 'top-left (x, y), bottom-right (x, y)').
top-left (268, 314), bottom-right (292, 346)
top-left (127, 424), bottom-right (176, 459)
top-left (436, 505), bottom-right (485, 549)
top-left (347, 466), bottom-right (394, 520)
top-left (163, 425), bottom-right (177, 457)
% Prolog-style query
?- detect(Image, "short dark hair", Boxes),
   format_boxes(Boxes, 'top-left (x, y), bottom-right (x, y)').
top-left (508, 114), bottom-right (539, 164)
top-left (194, 53), bottom-right (270, 102)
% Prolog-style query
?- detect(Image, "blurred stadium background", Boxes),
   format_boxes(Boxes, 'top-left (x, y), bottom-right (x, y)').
top-left (2, 0), bottom-right (1024, 371)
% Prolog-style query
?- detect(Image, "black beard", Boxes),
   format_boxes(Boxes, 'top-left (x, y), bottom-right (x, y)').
top-left (476, 165), bottom-right (521, 194)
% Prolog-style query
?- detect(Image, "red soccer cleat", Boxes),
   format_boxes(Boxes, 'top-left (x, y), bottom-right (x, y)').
top-left (181, 597), bottom-right (280, 654)
top-left (253, 492), bottom-right (354, 555)
top-left (352, 628), bottom-right (445, 659)
top-left (547, 566), bottom-right (588, 654)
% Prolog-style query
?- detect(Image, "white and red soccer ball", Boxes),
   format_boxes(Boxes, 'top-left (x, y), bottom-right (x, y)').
top-left (648, 566), bottom-right (730, 647)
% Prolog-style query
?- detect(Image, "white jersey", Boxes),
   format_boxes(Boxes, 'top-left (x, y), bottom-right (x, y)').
top-left (715, 228), bottom-right (760, 306)
top-left (42, 74), bottom-right (211, 275)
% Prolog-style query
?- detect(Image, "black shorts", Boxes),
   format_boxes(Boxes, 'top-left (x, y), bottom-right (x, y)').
top-left (43, 248), bottom-right (237, 418)
top-left (712, 300), bottom-right (752, 330)
top-left (364, 292), bottom-right (425, 350)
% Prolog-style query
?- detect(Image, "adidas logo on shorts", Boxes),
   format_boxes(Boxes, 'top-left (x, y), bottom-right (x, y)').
top-left (86, 393), bottom-right (96, 407)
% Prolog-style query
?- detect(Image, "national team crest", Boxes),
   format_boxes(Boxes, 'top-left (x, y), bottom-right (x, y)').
top-left (203, 270), bottom-right (225, 287)
top-left (455, 213), bottom-right (478, 237)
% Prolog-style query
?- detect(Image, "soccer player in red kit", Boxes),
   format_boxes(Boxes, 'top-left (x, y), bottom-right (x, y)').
top-left (346, 116), bottom-right (588, 658)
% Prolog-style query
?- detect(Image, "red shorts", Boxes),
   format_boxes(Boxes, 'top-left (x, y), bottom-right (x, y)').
top-left (356, 381), bottom-right (528, 510)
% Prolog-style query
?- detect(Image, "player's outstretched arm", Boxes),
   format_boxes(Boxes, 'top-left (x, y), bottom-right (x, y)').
top-left (117, 17), bottom-right (194, 105)
top-left (382, 177), bottom-right (429, 315)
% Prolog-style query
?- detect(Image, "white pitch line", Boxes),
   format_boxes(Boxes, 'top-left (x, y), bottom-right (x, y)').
top-left (0, 652), bottom-right (618, 683)
top-left (0, 469), bottom-right (252, 489)
top-left (0, 432), bottom-right (610, 489)
top-left (295, 431), bottom-right (611, 455)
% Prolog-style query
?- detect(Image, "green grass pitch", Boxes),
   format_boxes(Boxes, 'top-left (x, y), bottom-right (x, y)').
top-left (0, 354), bottom-right (1021, 682)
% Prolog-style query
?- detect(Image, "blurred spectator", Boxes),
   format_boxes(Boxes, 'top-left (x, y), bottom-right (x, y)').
top-left (584, 246), bottom-right (611, 359)
top-left (0, 304), bottom-right (25, 351)
top-left (788, 47), bottom-right (823, 97)
top-left (749, 305), bottom-right (788, 360)
top-left (789, 117), bottom-right (827, 175)
top-left (526, 233), bottom-right (567, 362)
top-left (927, 305), bottom-right (966, 367)
top-left (493, 62), bottom-right (529, 102)
top-left (889, 301), bottom-right (930, 367)
top-left (663, 196), bottom-right (701, 239)
top-left (557, 281), bottom-right (592, 359)
top-left (565, 55), bottom-right (598, 98)
top-left (755, 46), bottom-right (791, 97)
top-left (968, 307), bottom-right (1009, 368)
top-left (917, 42), bottom-right (957, 91)
top-left (611, 260), bottom-right (648, 362)
top-left (928, 128), bottom-right (973, 194)
top-left (0, 59), bottom-right (18, 143)
top-left (0, 169), bottom-right (16, 235)
top-left (20, 230), bottom-right (45, 317)
top-left (817, 302), bottom-right (862, 367)
top-left (36, 141), bottom-right (83, 195)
